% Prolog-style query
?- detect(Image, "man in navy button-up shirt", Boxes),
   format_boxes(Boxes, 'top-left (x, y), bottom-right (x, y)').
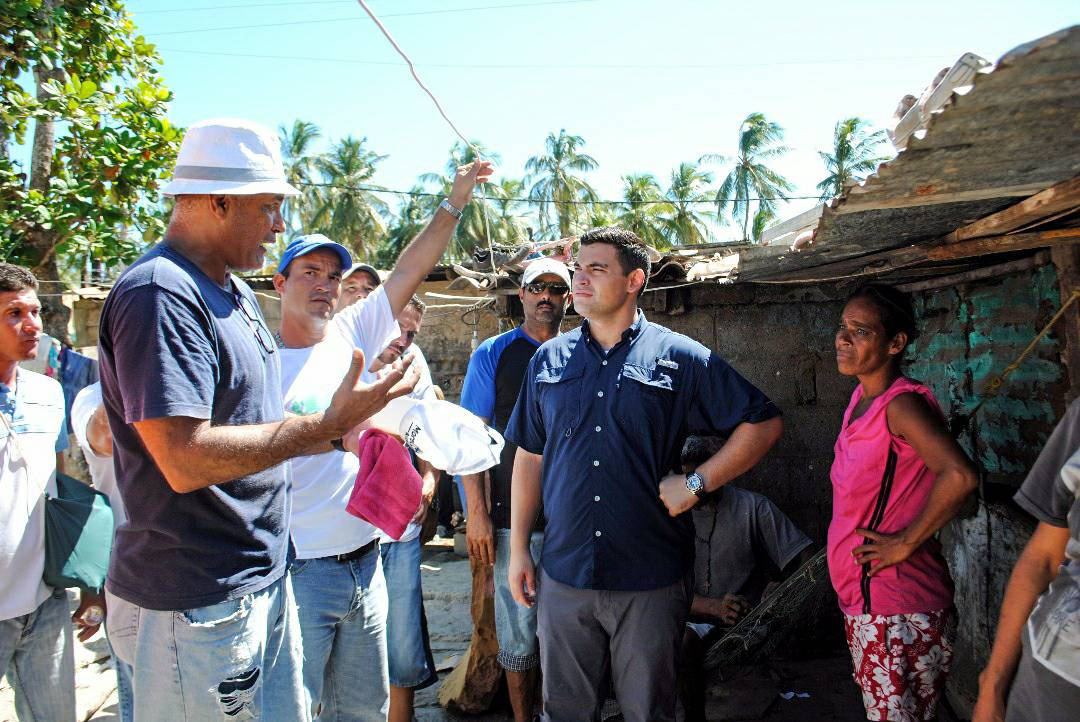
top-left (504, 227), bottom-right (783, 722)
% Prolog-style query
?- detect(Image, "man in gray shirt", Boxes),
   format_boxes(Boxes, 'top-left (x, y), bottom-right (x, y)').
top-left (974, 398), bottom-right (1080, 721)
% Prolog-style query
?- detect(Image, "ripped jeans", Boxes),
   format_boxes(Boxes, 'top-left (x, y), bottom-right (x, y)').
top-left (105, 574), bottom-right (309, 722)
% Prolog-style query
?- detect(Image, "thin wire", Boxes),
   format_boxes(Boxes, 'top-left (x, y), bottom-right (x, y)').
top-left (159, 46), bottom-right (955, 71)
top-left (353, 0), bottom-right (499, 270)
top-left (296, 179), bottom-right (820, 205)
top-left (149, 0), bottom-right (595, 36)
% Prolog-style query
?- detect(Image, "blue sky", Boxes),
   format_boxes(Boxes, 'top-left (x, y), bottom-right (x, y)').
top-left (121, 1), bottom-right (1077, 237)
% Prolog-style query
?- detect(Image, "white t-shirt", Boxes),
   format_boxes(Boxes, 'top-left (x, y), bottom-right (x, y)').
top-left (279, 287), bottom-right (399, 559)
top-left (0, 368), bottom-right (66, 620)
top-left (71, 382), bottom-right (126, 530)
top-left (375, 344), bottom-right (439, 545)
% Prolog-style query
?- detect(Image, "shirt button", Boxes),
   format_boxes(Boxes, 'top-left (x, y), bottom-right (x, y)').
top-left (602, 360), bottom-right (608, 366)
top-left (595, 530), bottom-right (602, 537)
top-left (593, 460), bottom-right (600, 467)
top-left (597, 390), bottom-right (604, 397)
top-left (594, 495), bottom-right (600, 502)
top-left (595, 426), bottom-right (602, 432)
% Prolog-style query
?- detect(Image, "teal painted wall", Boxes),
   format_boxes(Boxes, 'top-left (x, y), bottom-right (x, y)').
top-left (908, 265), bottom-right (1068, 480)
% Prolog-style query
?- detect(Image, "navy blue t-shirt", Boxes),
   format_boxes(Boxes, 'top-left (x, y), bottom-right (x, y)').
top-left (99, 244), bottom-right (288, 611)
top-left (505, 312), bottom-right (780, 592)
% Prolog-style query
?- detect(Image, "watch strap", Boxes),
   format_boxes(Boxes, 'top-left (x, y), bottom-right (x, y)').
top-left (330, 437), bottom-right (346, 453)
top-left (439, 199), bottom-right (463, 219)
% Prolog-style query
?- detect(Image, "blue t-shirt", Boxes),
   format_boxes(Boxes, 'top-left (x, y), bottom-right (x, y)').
top-left (461, 326), bottom-right (542, 529)
top-left (505, 312), bottom-right (780, 591)
top-left (99, 244), bottom-right (288, 611)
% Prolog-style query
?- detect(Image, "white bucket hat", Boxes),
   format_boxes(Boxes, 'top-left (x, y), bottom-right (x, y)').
top-left (162, 118), bottom-right (300, 197)
top-left (399, 400), bottom-right (505, 475)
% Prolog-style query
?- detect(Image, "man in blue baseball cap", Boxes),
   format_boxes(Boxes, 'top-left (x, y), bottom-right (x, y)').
top-left (274, 159), bottom-right (493, 721)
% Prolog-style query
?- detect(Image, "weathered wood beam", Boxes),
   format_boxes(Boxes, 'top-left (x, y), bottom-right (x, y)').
top-left (945, 176), bottom-right (1080, 241)
top-left (896, 253), bottom-right (1050, 293)
top-left (835, 181), bottom-right (1048, 213)
top-left (927, 228), bottom-right (1080, 260)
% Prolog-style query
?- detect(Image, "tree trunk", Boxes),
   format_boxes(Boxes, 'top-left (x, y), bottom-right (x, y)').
top-left (27, 0), bottom-right (70, 342)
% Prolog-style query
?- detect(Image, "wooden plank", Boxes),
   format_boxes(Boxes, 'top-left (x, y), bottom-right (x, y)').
top-left (927, 228), bottom-right (1080, 260)
top-left (1050, 245), bottom-right (1080, 402)
top-left (946, 176), bottom-right (1080, 241)
top-left (834, 181), bottom-right (1048, 213)
top-left (896, 253), bottom-right (1050, 293)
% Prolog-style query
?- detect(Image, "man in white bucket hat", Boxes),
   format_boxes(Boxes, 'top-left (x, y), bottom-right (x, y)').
top-left (98, 118), bottom-right (420, 722)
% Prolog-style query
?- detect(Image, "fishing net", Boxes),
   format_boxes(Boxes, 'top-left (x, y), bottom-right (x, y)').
top-left (703, 548), bottom-right (831, 670)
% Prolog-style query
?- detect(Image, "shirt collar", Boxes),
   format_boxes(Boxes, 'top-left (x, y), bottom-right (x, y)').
top-left (581, 310), bottom-right (647, 347)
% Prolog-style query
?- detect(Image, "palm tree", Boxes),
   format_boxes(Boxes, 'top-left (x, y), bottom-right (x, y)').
top-left (702, 113), bottom-right (794, 243)
top-left (617, 174), bottom-right (671, 249)
top-left (525, 130), bottom-right (599, 239)
top-left (310, 136), bottom-right (390, 260)
top-left (375, 185), bottom-right (430, 268)
top-left (663, 162), bottom-right (713, 246)
top-left (490, 177), bottom-right (529, 244)
top-left (817, 117), bottom-right (889, 201)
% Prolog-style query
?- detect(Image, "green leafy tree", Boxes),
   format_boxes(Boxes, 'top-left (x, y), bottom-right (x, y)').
top-left (490, 177), bottom-right (530, 245)
top-left (525, 129), bottom-right (598, 239)
top-left (616, 174), bottom-right (671, 249)
top-left (817, 117), bottom-right (888, 201)
top-left (0, 0), bottom-right (179, 340)
top-left (702, 113), bottom-right (794, 243)
top-left (279, 119), bottom-right (322, 235)
top-left (663, 162), bottom-right (713, 246)
top-left (751, 206), bottom-right (777, 243)
top-left (375, 185), bottom-right (430, 268)
top-left (310, 136), bottom-right (389, 261)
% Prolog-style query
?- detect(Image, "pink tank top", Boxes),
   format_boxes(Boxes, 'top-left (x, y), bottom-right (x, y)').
top-left (828, 377), bottom-right (954, 616)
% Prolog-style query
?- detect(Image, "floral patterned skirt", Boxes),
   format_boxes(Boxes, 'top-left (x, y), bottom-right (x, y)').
top-left (843, 609), bottom-right (952, 722)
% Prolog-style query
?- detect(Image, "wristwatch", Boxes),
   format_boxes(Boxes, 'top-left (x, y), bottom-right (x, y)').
top-left (330, 437), bottom-right (346, 453)
top-left (685, 471), bottom-right (706, 498)
top-left (439, 199), bottom-right (463, 219)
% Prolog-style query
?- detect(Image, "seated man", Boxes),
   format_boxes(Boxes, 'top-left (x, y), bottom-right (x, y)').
top-left (679, 435), bottom-right (814, 722)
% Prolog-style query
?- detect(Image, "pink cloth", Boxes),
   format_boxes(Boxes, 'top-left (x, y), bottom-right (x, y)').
top-left (828, 377), bottom-right (954, 616)
top-left (346, 429), bottom-right (422, 541)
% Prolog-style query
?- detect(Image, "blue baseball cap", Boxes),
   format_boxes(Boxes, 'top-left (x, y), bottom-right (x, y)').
top-left (277, 234), bottom-right (352, 275)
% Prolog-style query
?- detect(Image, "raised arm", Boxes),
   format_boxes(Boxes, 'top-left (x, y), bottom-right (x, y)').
top-left (382, 161), bottom-right (494, 316)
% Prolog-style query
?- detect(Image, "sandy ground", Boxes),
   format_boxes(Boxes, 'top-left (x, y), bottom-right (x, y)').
top-left (2, 537), bottom-right (876, 722)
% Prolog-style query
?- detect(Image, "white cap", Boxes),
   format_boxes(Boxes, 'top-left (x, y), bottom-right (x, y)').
top-left (522, 257), bottom-right (571, 286)
top-left (162, 118), bottom-right (300, 197)
top-left (399, 400), bottom-right (505, 475)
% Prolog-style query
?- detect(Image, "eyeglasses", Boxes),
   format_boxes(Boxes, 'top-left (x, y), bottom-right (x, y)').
top-left (524, 281), bottom-right (570, 296)
top-left (232, 287), bottom-right (276, 355)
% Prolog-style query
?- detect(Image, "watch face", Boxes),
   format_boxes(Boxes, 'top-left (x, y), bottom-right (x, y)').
top-left (686, 473), bottom-right (704, 495)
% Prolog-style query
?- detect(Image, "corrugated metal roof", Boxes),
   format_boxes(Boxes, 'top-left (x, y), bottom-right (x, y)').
top-left (736, 25), bottom-right (1080, 282)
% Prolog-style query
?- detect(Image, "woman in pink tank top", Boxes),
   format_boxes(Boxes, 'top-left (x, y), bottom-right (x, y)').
top-left (830, 284), bottom-right (977, 722)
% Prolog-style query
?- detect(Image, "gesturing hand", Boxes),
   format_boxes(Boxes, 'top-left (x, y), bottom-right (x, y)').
top-left (324, 350), bottom-right (419, 436)
top-left (852, 528), bottom-right (916, 576)
top-left (466, 507), bottom-right (495, 566)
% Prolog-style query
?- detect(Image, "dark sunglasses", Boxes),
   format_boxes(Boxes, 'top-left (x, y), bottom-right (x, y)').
top-left (232, 287), bottom-right (276, 356)
top-left (525, 281), bottom-right (570, 296)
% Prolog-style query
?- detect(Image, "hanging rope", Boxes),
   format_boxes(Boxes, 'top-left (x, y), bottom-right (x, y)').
top-left (354, 0), bottom-right (499, 271)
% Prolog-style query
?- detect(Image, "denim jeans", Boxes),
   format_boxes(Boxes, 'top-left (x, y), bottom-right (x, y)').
top-left (493, 529), bottom-right (543, 671)
top-left (104, 623), bottom-right (134, 722)
top-left (0, 589), bottom-right (75, 721)
top-left (106, 574), bottom-right (309, 722)
top-left (290, 549), bottom-right (388, 721)
top-left (379, 537), bottom-right (437, 689)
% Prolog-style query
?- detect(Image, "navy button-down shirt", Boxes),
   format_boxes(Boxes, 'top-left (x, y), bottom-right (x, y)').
top-left (505, 312), bottom-right (780, 592)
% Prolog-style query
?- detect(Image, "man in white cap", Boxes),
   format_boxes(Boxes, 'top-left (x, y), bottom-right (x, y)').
top-left (458, 257), bottom-right (571, 722)
top-left (275, 153), bottom-right (489, 720)
top-left (98, 118), bottom-right (421, 722)
top-left (337, 262), bottom-right (383, 312)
